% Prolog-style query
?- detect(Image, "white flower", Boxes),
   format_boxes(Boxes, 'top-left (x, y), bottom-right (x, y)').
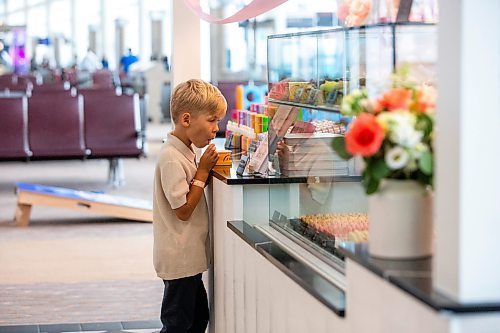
top-left (385, 146), bottom-right (409, 170)
top-left (341, 100), bottom-right (352, 114)
top-left (410, 142), bottom-right (428, 158)
top-left (378, 111), bottom-right (423, 148)
top-left (351, 90), bottom-right (361, 98)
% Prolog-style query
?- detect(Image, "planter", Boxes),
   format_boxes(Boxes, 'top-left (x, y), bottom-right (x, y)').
top-left (368, 179), bottom-right (433, 259)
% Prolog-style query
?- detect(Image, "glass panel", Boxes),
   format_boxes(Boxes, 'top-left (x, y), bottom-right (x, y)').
top-left (268, 103), bottom-right (368, 262)
top-left (266, 23), bottom-right (436, 264)
top-left (27, 0), bottom-right (44, 6)
top-left (363, 26), bottom-right (394, 96)
top-left (396, 24), bottom-right (437, 85)
top-left (318, 30), bottom-right (345, 108)
top-left (345, 26), bottom-right (393, 97)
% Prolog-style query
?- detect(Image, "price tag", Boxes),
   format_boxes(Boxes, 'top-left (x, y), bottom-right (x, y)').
top-left (305, 88), bottom-right (320, 105)
top-left (326, 89), bottom-right (339, 105)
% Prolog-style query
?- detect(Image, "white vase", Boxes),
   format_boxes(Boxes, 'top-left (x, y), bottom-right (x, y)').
top-left (368, 179), bottom-right (433, 259)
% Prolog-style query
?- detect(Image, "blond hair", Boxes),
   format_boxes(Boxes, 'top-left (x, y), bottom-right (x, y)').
top-left (170, 79), bottom-right (227, 123)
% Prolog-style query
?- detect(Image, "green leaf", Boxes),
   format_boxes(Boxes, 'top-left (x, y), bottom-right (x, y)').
top-left (365, 177), bottom-right (380, 195)
top-left (371, 159), bottom-right (390, 180)
top-left (419, 151), bottom-right (433, 175)
top-left (331, 137), bottom-right (352, 160)
top-left (416, 113), bottom-right (433, 137)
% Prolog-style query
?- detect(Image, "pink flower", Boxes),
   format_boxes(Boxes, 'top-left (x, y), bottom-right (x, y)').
top-left (345, 113), bottom-right (384, 157)
top-left (337, 1), bottom-right (351, 21)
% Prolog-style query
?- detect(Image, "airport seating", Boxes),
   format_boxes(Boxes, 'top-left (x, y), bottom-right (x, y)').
top-left (0, 72), bottom-right (146, 169)
top-left (31, 82), bottom-right (69, 93)
top-left (79, 88), bottom-right (145, 158)
top-left (0, 74), bottom-right (32, 93)
top-left (0, 95), bottom-right (31, 160)
top-left (0, 76), bottom-right (147, 186)
top-left (27, 90), bottom-right (88, 159)
top-left (92, 70), bottom-right (114, 88)
top-left (0, 73), bottom-right (16, 86)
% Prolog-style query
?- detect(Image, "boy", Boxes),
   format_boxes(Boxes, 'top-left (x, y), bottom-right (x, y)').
top-left (153, 79), bottom-right (227, 333)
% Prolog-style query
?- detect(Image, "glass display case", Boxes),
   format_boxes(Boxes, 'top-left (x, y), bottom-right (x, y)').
top-left (266, 23), bottom-right (436, 270)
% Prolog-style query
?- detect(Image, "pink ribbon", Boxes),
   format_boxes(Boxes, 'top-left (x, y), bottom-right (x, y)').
top-left (182, 0), bottom-right (289, 24)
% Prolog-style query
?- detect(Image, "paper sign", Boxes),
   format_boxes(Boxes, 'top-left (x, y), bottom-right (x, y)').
top-left (246, 132), bottom-right (268, 174)
top-left (270, 105), bottom-right (298, 134)
top-left (269, 105), bottom-right (299, 154)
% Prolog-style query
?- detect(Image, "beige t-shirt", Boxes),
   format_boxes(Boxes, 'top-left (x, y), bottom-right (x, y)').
top-left (153, 133), bottom-right (210, 280)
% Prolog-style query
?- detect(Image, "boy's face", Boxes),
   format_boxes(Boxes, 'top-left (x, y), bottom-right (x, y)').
top-left (185, 111), bottom-right (225, 148)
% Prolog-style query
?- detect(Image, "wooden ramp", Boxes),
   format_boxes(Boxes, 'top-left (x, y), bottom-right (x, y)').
top-left (14, 182), bottom-right (152, 227)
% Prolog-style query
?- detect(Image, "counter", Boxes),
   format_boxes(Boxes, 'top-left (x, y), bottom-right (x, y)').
top-left (338, 243), bottom-right (500, 313)
top-left (208, 142), bottom-right (350, 333)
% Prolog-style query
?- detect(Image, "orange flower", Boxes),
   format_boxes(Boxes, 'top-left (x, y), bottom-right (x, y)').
top-left (412, 87), bottom-right (436, 113)
top-left (370, 99), bottom-right (383, 114)
top-left (345, 113), bottom-right (384, 157)
top-left (378, 87), bottom-right (412, 111)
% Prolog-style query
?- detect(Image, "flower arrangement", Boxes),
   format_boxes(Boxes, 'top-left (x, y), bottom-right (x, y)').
top-left (332, 68), bottom-right (435, 194)
top-left (337, 0), bottom-right (373, 27)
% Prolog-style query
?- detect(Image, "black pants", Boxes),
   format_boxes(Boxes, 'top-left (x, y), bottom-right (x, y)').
top-left (160, 273), bottom-right (209, 333)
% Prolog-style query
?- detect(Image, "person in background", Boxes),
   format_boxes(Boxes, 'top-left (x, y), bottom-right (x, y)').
top-left (101, 55), bottom-right (109, 69)
top-left (119, 48), bottom-right (139, 74)
top-left (0, 40), bottom-right (13, 74)
top-left (153, 79), bottom-right (227, 333)
top-left (162, 56), bottom-right (170, 72)
top-left (80, 48), bottom-right (102, 73)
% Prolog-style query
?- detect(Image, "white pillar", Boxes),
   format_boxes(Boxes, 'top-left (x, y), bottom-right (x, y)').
top-left (23, 0), bottom-right (28, 26)
top-left (45, 0), bottom-right (50, 37)
top-left (70, 0), bottom-right (76, 57)
top-left (100, 0), bottom-right (106, 59)
top-left (200, 19), bottom-right (211, 82)
top-left (3, 1), bottom-right (7, 23)
top-left (434, 0), bottom-right (500, 302)
top-left (138, 0), bottom-right (144, 60)
top-left (171, 0), bottom-right (201, 87)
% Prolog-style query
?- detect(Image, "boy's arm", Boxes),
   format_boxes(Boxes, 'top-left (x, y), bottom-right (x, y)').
top-left (174, 145), bottom-right (218, 221)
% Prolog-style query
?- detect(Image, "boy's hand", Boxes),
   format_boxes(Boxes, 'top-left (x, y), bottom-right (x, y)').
top-left (198, 144), bottom-right (218, 176)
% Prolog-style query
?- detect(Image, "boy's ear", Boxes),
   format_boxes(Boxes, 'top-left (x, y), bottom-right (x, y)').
top-left (180, 112), bottom-right (191, 127)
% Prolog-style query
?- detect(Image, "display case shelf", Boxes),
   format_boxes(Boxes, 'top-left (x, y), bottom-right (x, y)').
top-left (267, 22), bottom-right (437, 114)
top-left (269, 216), bottom-right (346, 272)
top-left (268, 98), bottom-right (341, 113)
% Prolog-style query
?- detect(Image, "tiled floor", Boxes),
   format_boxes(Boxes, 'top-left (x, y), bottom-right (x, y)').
top-left (0, 124), bottom-right (170, 327)
top-left (0, 320), bottom-right (162, 333)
